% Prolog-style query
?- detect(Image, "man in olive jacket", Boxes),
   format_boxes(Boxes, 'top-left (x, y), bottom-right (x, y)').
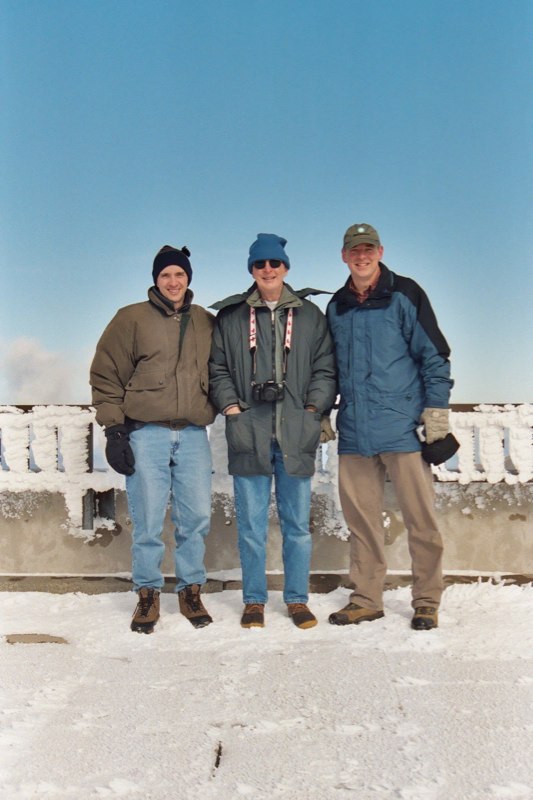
top-left (90, 245), bottom-right (216, 634)
top-left (209, 233), bottom-right (336, 630)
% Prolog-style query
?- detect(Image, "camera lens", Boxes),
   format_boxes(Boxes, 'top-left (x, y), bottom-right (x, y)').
top-left (262, 385), bottom-right (278, 402)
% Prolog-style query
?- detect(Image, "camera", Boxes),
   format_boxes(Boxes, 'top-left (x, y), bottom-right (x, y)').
top-left (252, 380), bottom-right (285, 403)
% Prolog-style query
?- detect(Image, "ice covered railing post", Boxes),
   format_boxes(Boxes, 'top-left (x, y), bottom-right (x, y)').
top-left (0, 407), bottom-right (30, 472)
top-left (434, 404), bottom-right (533, 485)
top-left (0, 405), bottom-right (123, 539)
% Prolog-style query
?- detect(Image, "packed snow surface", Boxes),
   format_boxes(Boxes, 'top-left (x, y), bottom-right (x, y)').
top-left (1, 582), bottom-right (532, 799)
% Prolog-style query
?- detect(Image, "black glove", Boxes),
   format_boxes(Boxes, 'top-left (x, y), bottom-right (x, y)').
top-left (104, 424), bottom-right (135, 476)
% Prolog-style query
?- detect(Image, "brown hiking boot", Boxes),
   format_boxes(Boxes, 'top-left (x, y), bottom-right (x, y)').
top-left (240, 603), bottom-right (265, 628)
top-left (328, 602), bottom-right (384, 626)
top-left (411, 606), bottom-right (439, 630)
top-left (178, 584), bottom-right (213, 628)
top-left (131, 588), bottom-right (160, 634)
top-left (287, 603), bottom-right (317, 629)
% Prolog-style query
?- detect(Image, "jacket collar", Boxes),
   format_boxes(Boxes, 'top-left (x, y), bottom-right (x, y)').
top-left (149, 286), bottom-right (193, 315)
top-left (330, 263), bottom-right (394, 311)
top-left (210, 283), bottom-right (330, 312)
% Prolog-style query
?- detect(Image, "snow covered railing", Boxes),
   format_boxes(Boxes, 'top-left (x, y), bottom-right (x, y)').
top-left (0, 405), bottom-right (122, 533)
top-left (1, 404), bottom-right (532, 533)
top-left (438, 404), bottom-right (533, 485)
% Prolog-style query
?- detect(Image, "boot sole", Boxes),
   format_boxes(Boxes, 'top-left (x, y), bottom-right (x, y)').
top-left (292, 619), bottom-right (318, 629)
top-left (131, 622), bottom-right (157, 634)
top-left (411, 620), bottom-right (438, 630)
top-left (186, 616), bottom-right (213, 629)
top-left (328, 611), bottom-right (384, 626)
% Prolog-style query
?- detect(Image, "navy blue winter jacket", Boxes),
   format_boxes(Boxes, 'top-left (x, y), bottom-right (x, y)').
top-left (327, 264), bottom-right (453, 456)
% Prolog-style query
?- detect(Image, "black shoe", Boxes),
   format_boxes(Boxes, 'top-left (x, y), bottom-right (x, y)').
top-left (131, 588), bottom-right (160, 634)
top-left (178, 584), bottom-right (213, 628)
top-left (411, 606), bottom-right (438, 630)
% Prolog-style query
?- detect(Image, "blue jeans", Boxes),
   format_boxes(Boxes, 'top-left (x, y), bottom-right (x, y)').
top-left (126, 424), bottom-right (212, 592)
top-left (233, 442), bottom-right (312, 605)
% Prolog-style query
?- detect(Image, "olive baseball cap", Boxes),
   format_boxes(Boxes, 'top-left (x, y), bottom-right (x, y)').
top-left (343, 223), bottom-right (381, 250)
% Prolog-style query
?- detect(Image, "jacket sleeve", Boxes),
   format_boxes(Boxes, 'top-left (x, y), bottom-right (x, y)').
top-left (89, 311), bottom-right (136, 427)
top-left (304, 307), bottom-right (337, 413)
top-left (407, 287), bottom-right (453, 408)
top-left (208, 315), bottom-right (241, 413)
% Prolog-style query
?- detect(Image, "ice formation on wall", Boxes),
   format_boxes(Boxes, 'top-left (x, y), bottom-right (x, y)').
top-left (436, 404), bottom-right (533, 484)
top-left (1, 404), bottom-right (532, 536)
top-left (0, 406), bottom-right (122, 531)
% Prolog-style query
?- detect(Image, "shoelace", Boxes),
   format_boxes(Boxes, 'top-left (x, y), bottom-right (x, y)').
top-left (288, 603), bottom-right (308, 613)
top-left (184, 589), bottom-right (203, 613)
top-left (245, 603), bottom-right (263, 613)
top-left (138, 591), bottom-right (156, 617)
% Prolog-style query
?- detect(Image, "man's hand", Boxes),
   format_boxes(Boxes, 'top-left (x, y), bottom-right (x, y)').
top-left (420, 408), bottom-right (449, 444)
top-left (104, 424), bottom-right (135, 475)
top-left (224, 405), bottom-right (241, 415)
top-left (319, 415), bottom-right (336, 443)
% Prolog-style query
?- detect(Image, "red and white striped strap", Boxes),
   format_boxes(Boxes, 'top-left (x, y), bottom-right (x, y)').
top-left (249, 307), bottom-right (293, 351)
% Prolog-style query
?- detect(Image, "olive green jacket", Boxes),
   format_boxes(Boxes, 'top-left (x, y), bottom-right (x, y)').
top-left (209, 284), bottom-right (336, 477)
top-left (90, 288), bottom-right (217, 429)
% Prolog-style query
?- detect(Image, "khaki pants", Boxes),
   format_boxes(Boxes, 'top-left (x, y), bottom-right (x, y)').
top-left (339, 452), bottom-right (444, 611)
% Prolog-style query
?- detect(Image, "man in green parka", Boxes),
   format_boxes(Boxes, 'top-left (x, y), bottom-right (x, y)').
top-left (209, 233), bottom-right (336, 629)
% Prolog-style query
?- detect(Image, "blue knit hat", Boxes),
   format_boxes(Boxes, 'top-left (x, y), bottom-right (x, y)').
top-left (247, 233), bottom-right (290, 273)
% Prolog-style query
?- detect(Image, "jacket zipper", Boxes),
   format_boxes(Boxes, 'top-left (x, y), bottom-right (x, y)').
top-left (271, 308), bottom-right (276, 440)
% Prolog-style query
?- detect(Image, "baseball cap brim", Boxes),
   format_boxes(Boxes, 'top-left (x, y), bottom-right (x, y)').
top-left (343, 235), bottom-right (380, 249)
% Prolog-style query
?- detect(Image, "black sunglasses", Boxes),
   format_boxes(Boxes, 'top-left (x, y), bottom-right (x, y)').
top-left (252, 259), bottom-right (284, 270)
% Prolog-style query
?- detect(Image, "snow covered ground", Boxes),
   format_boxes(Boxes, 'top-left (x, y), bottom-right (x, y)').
top-left (1, 582), bottom-right (532, 800)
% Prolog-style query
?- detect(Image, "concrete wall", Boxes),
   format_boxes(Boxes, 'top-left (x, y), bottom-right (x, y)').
top-left (2, 404), bottom-right (532, 579)
top-left (1, 482), bottom-right (532, 577)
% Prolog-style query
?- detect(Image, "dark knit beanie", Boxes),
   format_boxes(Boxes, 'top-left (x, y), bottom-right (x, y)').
top-left (152, 245), bottom-right (192, 285)
top-left (247, 233), bottom-right (290, 273)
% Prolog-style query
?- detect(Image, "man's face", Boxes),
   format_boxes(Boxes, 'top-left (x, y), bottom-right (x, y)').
top-left (342, 243), bottom-right (383, 288)
top-left (156, 265), bottom-right (188, 309)
top-left (252, 260), bottom-right (289, 301)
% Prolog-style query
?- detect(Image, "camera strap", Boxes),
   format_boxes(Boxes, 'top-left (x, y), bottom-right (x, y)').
top-left (249, 306), bottom-right (293, 380)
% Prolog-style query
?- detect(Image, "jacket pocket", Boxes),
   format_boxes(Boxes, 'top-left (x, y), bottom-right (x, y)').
top-left (225, 411), bottom-right (255, 455)
top-left (377, 391), bottom-right (422, 424)
top-left (298, 409), bottom-right (321, 453)
top-left (126, 369), bottom-right (166, 391)
top-left (200, 370), bottom-right (209, 396)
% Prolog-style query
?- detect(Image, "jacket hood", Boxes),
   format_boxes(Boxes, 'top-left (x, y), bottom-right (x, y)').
top-left (210, 283), bottom-right (331, 312)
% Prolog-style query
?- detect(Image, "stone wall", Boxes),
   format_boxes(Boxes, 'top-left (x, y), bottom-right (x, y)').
top-left (1, 482), bottom-right (531, 577)
top-left (1, 404), bottom-right (532, 578)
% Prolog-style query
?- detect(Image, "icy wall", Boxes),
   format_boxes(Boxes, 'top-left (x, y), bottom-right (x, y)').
top-left (1, 405), bottom-right (532, 539)
top-left (0, 406), bottom-right (122, 532)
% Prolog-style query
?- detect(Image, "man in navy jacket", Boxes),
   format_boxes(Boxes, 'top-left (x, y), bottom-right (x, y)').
top-left (327, 223), bottom-right (453, 630)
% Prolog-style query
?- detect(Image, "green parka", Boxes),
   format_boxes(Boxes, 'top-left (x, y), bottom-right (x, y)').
top-left (90, 288), bottom-right (217, 429)
top-left (209, 284), bottom-right (336, 477)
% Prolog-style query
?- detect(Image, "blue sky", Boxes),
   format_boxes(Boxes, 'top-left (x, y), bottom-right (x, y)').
top-left (1, 0), bottom-right (532, 404)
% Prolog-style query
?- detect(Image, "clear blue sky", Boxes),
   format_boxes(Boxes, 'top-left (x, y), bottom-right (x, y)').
top-left (1, 0), bottom-right (532, 404)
